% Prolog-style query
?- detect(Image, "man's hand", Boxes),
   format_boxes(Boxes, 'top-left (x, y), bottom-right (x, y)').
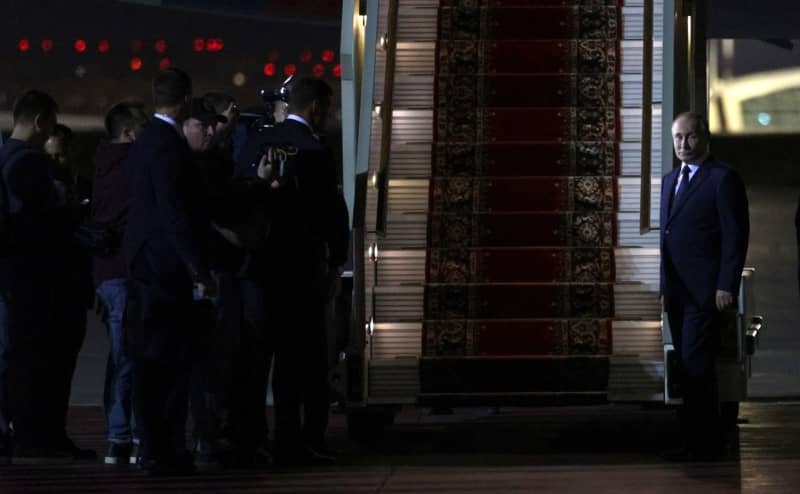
top-left (716, 289), bottom-right (735, 312)
top-left (256, 153), bottom-right (282, 189)
top-left (256, 153), bottom-right (272, 180)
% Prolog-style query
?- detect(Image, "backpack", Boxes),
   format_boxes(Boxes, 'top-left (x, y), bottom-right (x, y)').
top-left (0, 144), bottom-right (34, 252)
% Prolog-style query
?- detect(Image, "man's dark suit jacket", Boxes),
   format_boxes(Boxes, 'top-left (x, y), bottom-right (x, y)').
top-left (124, 118), bottom-right (206, 299)
top-left (660, 157), bottom-right (750, 311)
top-left (237, 119), bottom-right (349, 280)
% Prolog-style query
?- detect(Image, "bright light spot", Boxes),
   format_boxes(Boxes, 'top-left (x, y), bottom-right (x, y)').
top-left (159, 57), bottom-right (171, 70)
top-left (232, 72), bottom-right (247, 87)
top-left (193, 38), bottom-right (205, 52)
top-left (283, 63), bottom-right (297, 77)
top-left (18, 39), bottom-right (31, 52)
top-left (74, 39), bottom-right (87, 53)
top-left (98, 40), bottom-right (110, 53)
top-left (321, 49), bottom-right (335, 63)
top-left (757, 112), bottom-right (771, 126)
top-left (130, 57), bottom-right (143, 71)
top-left (154, 39), bottom-right (168, 54)
top-left (206, 38), bottom-right (224, 52)
top-left (41, 39), bottom-right (54, 53)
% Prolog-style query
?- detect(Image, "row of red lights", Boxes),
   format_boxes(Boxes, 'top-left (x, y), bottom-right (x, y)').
top-left (121, 58), bottom-right (340, 78)
top-left (17, 39), bottom-right (335, 63)
top-left (17, 38), bottom-right (225, 54)
top-left (263, 62), bottom-right (342, 78)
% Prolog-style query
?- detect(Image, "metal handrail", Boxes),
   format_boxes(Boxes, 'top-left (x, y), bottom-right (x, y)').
top-left (374, 0), bottom-right (399, 236)
top-left (639, 0), bottom-right (654, 234)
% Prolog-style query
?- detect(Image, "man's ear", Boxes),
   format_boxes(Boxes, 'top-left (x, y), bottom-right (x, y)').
top-left (33, 113), bottom-right (44, 132)
top-left (122, 127), bottom-right (135, 143)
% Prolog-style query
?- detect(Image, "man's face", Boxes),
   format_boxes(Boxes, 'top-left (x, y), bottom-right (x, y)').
top-left (214, 101), bottom-right (239, 144)
top-left (183, 118), bottom-right (215, 152)
top-left (44, 136), bottom-right (68, 165)
top-left (671, 116), bottom-right (709, 164)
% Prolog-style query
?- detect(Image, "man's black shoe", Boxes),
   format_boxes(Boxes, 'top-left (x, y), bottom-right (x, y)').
top-left (104, 442), bottom-right (132, 465)
top-left (193, 439), bottom-right (221, 471)
top-left (129, 443), bottom-right (141, 465)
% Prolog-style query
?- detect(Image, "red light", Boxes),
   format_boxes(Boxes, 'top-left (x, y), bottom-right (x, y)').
top-left (321, 49), bottom-right (335, 63)
top-left (206, 38), bottom-right (224, 53)
top-left (159, 57), bottom-right (171, 70)
top-left (263, 63), bottom-right (276, 77)
top-left (312, 63), bottom-right (325, 79)
top-left (130, 57), bottom-right (143, 71)
top-left (18, 39), bottom-right (31, 52)
top-left (131, 40), bottom-right (143, 53)
top-left (193, 38), bottom-right (205, 52)
top-left (41, 39), bottom-right (54, 53)
top-left (98, 39), bottom-right (110, 53)
top-left (332, 63), bottom-right (342, 78)
top-left (284, 64), bottom-right (297, 77)
top-left (155, 39), bottom-right (168, 54)
top-left (300, 49), bottom-right (313, 63)
top-left (268, 49), bottom-right (280, 63)
top-left (74, 39), bottom-right (87, 53)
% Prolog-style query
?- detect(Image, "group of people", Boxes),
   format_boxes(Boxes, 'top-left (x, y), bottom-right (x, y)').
top-left (0, 68), bottom-right (349, 475)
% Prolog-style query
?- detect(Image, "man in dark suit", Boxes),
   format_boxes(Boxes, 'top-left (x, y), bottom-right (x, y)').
top-left (124, 68), bottom-right (214, 475)
top-left (660, 112), bottom-right (749, 460)
top-left (237, 78), bottom-right (349, 465)
top-left (0, 90), bottom-right (70, 463)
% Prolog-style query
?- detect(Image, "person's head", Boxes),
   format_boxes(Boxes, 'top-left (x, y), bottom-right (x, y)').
top-left (203, 92), bottom-right (239, 145)
top-left (152, 68), bottom-right (192, 121)
top-left (44, 124), bottom-right (73, 165)
top-left (11, 90), bottom-right (58, 146)
top-left (671, 112), bottom-right (711, 164)
top-left (183, 98), bottom-right (227, 153)
top-left (105, 101), bottom-right (148, 144)
top-left (287, 78), bottom-right (333, 132)
top-left (273, 100), bottom-right (289, 124)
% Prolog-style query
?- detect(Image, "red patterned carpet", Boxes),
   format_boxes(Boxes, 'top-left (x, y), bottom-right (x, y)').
top-left (422, 0), bottom-right (621, 393)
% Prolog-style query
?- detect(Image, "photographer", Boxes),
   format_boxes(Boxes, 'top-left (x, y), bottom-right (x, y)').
top-left (238, 78), bottom-right (348, 466)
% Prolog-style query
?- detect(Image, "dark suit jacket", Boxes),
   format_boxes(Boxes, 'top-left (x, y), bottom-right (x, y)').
top-left (0, 138), bottom-right (58, 258)
top-left (236, 119), bottom-right (349, 279)
top-left (123, 118), bottom-right (207, 298)
top-left (660, 157), bottom-right (750, 311)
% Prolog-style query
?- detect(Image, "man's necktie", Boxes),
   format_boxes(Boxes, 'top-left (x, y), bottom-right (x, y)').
top-left (670, 165), bottom-right (691, 214)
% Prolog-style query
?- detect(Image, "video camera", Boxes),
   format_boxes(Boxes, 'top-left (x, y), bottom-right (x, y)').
top-left (257, 76), bottom-right (292, 127)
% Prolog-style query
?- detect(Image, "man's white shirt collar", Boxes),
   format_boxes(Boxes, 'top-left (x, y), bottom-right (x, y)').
top-left (286, 114), bottom-right (313, 132)
top-left (154, 113), bottom-right (179, 133)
